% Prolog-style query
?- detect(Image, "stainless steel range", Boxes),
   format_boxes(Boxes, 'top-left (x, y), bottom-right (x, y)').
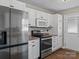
top-left (41, 37), bottom-right (52, 58)
top-left (31, 30), bottom-right (53, 59)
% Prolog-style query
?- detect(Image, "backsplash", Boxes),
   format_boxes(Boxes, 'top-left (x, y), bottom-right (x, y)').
top-left (29, 26), bottom-right (54, 35)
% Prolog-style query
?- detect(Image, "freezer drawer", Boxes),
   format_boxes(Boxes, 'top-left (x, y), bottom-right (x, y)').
top-left (11, 45), bottom-right (28, 59)
top-left (0, 48), bottom-right (9, 59)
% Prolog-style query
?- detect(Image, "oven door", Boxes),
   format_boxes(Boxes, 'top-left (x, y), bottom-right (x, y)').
top-left (41, 38), bottom-right (52, 52)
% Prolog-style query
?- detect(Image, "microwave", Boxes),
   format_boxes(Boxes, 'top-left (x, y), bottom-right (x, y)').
top-left (36, 18), bottom-right (48, 27)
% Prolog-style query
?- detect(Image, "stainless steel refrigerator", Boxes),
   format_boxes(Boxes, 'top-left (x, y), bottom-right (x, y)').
top-left (0, 5), bottom-right (29, 59)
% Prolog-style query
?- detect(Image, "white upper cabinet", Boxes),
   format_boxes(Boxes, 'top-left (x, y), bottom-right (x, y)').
top-left (0, 0), bottom-right (26, 11)
top-left (0, 0), bottom-right (10, 7)
top-left (48, 14), bottom-right (53, 27)
top-left (36, 10), bottom-right (47, 19)
top-left (10, 0), bottom-right (26, 11)
top-left (27, 8), bottom-right (37, 26)
top-left (44, 13), bottom-right (50, 27)
top-left (58, 15), bottom-right (62, 35)
top-left (27, 8), bottom-right (50, 27)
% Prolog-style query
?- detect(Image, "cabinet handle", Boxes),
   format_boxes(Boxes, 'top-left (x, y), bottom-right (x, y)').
top-left (54, 41), bottom-right (56, 42)
top-left (10, 5), bottom-right (14, 7)
top-left (53, 46), bottom-right (55, 48)
top-left (41, 17), bottom-right (43, 19)
top-left (32, 45), bottom-right (35, 47)
top-left (29, 24), bottom-right (31, 26)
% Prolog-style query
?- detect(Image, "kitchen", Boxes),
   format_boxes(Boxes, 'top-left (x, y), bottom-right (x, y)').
top-left (0, 0), bottom-right (79, 59)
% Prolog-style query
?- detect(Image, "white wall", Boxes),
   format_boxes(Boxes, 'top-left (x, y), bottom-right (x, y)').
top-left (63, 13), bottom-right (79, 51)
top-left (58, 7), bottom-right (79, 48)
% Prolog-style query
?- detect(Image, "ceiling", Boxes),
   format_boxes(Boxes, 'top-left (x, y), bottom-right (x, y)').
top-left (20, 0), bottom-right (79, 12)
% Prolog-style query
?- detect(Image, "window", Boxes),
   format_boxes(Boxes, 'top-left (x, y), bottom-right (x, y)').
top-left (68, 17), bottom-right (78, 33)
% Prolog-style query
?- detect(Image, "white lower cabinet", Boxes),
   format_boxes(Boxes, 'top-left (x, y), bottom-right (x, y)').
top-left (52, 36), bottom-right (58, 52)
top-left (28, 39), bottom-right (39, 59)
top-left (52, 36), bottom-right (62, 52)
top-left (58, 35), bottom-right (62, 48)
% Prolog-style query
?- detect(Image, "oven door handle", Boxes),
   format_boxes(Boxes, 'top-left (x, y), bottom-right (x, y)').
top-left (41, 38), bottom-right (52, 41)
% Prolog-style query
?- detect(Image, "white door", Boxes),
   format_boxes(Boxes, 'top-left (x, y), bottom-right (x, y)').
top-left (64, 15), bottom-right (79, 51)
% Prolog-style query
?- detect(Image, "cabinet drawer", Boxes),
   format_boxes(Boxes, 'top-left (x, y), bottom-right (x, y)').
top-left (28, 39), bottom-right (39, 49)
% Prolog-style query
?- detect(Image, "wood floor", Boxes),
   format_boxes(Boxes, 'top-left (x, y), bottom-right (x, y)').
top-left (44, 48), bottom-right (79, 59)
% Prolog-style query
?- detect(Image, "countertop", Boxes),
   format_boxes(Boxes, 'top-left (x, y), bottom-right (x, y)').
top-left (29, 36), bottom-right (39, 40)
top-left (52, 34), bottom-right (58, 36)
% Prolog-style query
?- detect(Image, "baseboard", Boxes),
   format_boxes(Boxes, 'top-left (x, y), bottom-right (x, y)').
top-left (61, 48), bottom-right (79, 53)
top-left (52, 47), bottom-right (62, 53)
top-left (62, 47), bottom-right (66, 49)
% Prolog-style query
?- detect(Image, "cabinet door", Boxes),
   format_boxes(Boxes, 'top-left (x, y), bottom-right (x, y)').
top-left (0, 49), bottom-right (9, 59)
top-left (52, 38), bottom-right (55, 51)
top-left (58, 15), bottom-right (62, 48)
top-left (58, 35), bottom-right (62, 48)
top-left (10, 0), bottom-right (26, 11)
top-left (36, 10), bottom-right (42, 19)
top-left (41, 12), bottom-right (48, 20)
top-left (54, 37), bottom-right (58, 48)
top-left (27, 8), bottom-right (36, 26)
top-left (0, 0), bottom-right (10, 7)
top-left (52, 37), bottom-right (58, 51)
top-left (58, 15), bottom-right (62, 35)
top-left (52, 15), bottom-right (58, 35)
top-left (48, 14), bottom-right (53, 27)
top-left (28, 39), bottom-right (39, 59)
top-left (44, 13), bottom-right (49, 27)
